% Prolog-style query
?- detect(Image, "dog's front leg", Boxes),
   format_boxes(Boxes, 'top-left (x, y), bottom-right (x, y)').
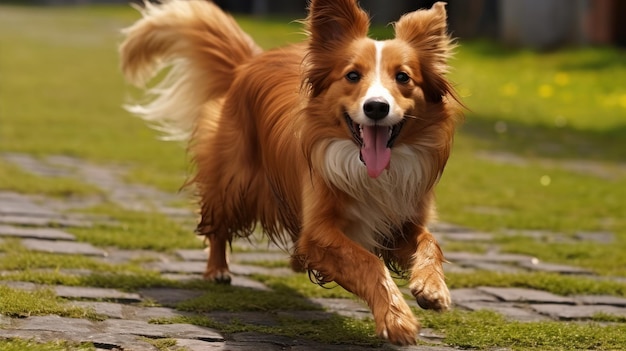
top-left (391, 222), bottom-right (451, 311)
top-left (410, 229), bottom-right (451, 311)
top-left (295, 185), bottom-right (419, 345)
top-left (297, 228), bottom-right (419, 345)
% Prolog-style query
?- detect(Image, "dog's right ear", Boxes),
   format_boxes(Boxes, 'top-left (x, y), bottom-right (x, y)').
top-left (305, 0), bottom-right (370, 97)
top-left (307, 0), bottom-right (369, 45)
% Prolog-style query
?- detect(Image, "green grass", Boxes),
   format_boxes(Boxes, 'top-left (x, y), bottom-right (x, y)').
top-left (0, 285), bottom-right (98, 319)
top-left (176, 284), bottom-right (320, 312)
top-left (253, 274), bottom-right (355, 299)
top-left (447, 271), bottom-right (626, 297)
top-left (69, 204), bottom-right (200, 251)
top-left (0, 339), bottom-right (95, 351)
top-left (0, 159), bottom-right (102, 197)
top-left (494, 235), bottom-right (626, 277)
top-left (0, 239), bottom-right (177, 290)
top-left (0, 5), bottom-right (189, 194)
top-left (141, 337), bottom-right (178, 351)
top-left (153, 314), bottom-right (383, 347)
top-left (417, 309), bottom-right (626, 350)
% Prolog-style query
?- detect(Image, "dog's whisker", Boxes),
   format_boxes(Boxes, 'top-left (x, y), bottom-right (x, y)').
top-left (403, 113), bottom-right (426, 121)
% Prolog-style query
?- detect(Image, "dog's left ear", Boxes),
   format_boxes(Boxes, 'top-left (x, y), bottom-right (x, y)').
top-left (394, 2), bottom-right (454, 103)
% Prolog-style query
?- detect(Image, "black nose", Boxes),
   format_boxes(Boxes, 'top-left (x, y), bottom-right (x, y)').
top-left (363, 98), bottom-right (390, 120)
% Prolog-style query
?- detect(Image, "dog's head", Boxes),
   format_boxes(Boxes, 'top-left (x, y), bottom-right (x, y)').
top-left (303, 0), bottom-right (457, 179)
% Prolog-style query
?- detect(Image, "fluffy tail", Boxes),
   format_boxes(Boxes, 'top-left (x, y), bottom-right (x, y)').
top-left (119, 0), bottom-right (262, 140)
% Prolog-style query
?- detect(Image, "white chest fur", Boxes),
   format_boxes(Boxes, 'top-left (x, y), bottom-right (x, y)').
top-left (321, 140), bottom-right (435, 251)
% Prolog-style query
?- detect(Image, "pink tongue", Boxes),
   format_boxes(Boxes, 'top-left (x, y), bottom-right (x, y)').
top-left (361, 125), bottom-right (391, 178)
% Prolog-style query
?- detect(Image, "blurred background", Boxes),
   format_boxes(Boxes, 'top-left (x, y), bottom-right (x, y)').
top-left (9, 0), bottom-right (626, 49)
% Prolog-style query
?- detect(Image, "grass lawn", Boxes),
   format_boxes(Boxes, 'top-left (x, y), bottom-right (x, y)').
top-left (1, 3), bottom-right (626, 350)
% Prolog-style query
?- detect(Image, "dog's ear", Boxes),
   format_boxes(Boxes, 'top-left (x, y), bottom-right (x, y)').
top-left (394, 2), bottom-right (454, 103)
top-left (307, 0), bottom-right (369, 45)
top-left (305, 0), bottom-right (369, 97)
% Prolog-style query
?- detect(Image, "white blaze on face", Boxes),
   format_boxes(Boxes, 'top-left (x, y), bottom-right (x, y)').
top-left (357, 41), bottom-right (403, 178)
top-left (359, 41), bottom-right (396, 125)
top-left (352, 41), bottom-right (403, 126)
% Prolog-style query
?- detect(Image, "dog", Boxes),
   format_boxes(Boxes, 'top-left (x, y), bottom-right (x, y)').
top-left (120, 0), bottom-right (461, 345)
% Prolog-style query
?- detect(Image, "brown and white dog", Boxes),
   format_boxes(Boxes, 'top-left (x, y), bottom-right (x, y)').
top-left (120, 0), bottom-right (462, 345)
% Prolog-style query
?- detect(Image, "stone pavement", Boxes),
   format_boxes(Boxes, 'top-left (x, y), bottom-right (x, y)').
top-left (1, 153), bottom-right (626, 350)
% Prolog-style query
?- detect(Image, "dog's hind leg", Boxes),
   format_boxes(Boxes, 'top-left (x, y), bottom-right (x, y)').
top-left (192, 126), bottom-right (259, 284)
top-left (203, 232), bottom-right (232, 283)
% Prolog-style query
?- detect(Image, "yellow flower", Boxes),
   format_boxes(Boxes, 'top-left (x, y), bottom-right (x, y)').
top-left (554, 72), bottom-right (570, 86)
top-left (500, 82), bottom-right (518, 96)
top-left (540, 175), bottom-right (551, 186)
top-left (619, 94), bottom-right (626, 109)
top-left (538, 84), bottom-right (554, 98)
top-left (459, 86), bottom-right (472, 98)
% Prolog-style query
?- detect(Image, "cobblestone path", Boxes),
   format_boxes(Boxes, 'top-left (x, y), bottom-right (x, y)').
top-left (1, 153), bottom-right (626, 350)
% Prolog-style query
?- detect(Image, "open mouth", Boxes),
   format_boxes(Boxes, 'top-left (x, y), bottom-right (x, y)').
top-left (344, 113), bottom-right (405, 178)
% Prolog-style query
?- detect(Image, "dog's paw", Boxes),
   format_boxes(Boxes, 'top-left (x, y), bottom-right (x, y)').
top-left (410, 270), bottom-right (451, 311)
top-left (203, 268), bottom-right (232, 284)
top-left (375, 301), bottom-right (419, 346)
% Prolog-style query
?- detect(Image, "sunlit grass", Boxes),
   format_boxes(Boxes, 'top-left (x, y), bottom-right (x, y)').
top-left (417, 308), bottom-right (626, 350)
top-left (0, 339), bottom-right (95, 351)
top-left (0, 285), bottom-right (98, 319)
top-left (0, 159), bottom-right (102, 197)
top-left (69, 204), bottom-right (201, 250)
top-left (447, 271), bottom-right (626, 297)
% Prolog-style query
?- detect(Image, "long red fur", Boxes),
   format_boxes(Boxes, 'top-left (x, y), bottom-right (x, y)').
top-left (120, 0), bottom-right (462, 345)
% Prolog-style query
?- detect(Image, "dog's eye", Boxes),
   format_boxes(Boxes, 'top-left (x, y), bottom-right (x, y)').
top-left (345, 71), bottom-right (361, 82)
top-left (395, 72), bottom-right (410, 84)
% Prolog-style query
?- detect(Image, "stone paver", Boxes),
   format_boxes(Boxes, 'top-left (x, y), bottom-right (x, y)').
top-left (440, 231), bottom-right (494, 242)
top-left (0, 224), bottom-right (75, 241)
top-left (138, 287), bottom-right (205, 306)
top-left (21, 238), bottom-right (107, 256)
top-left (0, 329), bottom-right (160, 351)
top-left (0, 214), bottom-right (92, 228)
top-left (458, 261), bottom-right (522, 273)
top-left (150, 260), bottom-right (294, 277)
top-left (574, 231), bottom-right (615, 243)
top-left (1, 152), bottom-right (625, 350)
top-left (70, 301), bottom-right (126, 319)
top-left (16, 315), bottom-right (94, 334)
top-left (309, 298), bottom-right (372, 320)
top-left (54, 285), bottom-right (142, 303)
top-left (450, 288), bottom-right (500, 303)
top-left (530, 304), bottom-right (626, 320)
top-left (574, 294), bottom-right (626, 307)
top-left (518, 260), bottom-right (595, 275)
top-left (101, 319), bottom-right (224, 341)
top-left (456, 301), bottom-right (550, 322)
top-left (0, 191), bottom-right (59, 217)
top-left (477, 287), bottom-right (576, 304)
top-left (0, 281), bottom-right (142, 302)
top-left (445, 251), bottom-right (535, 264)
